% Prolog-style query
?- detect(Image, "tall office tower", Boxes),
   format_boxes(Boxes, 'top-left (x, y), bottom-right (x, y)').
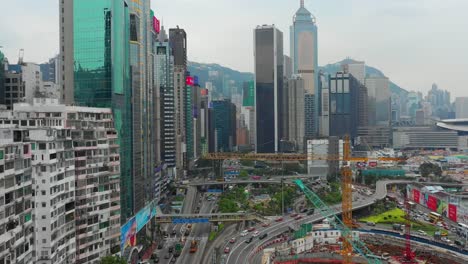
top-left (455, 97), bottom-right (468, 118)
top-left (254, 25), bottom-right (284, 153)
top-left (284, 55), bottom-right (292, 79)
top-left (342, 60), bottom-right (365, 84)
top-left (212, 99), bottom-right (237, 152)
top-left (358, 84), bottom-right (369, 127)
top-left (128, 0), bottom-right (157, 214)
top-left (282, 76), bottom-right (290, 141)
top-left (290, 0), bottom-right (318, 135)
top-left (191, 82), bottom-right (203, 159)
top-left (0, 50), bottom-right (4, 106)
top-left (64, 0), bottom-right (134, 222)
top-left (365, 76), bottom-right (391, 126)
top-left (328, 72), bottom-right (365, 138)
top-left (427, 83), bottom-right (452, 119)
top-left (169, 27), bottom-right (187, 177)
top-left (156, 26), bottom-right (176, 170)
top-left (59, 0), bottom-right (74, 104)
top-left (199, 89), bottom-right (211, 155)
top-left (184, 76), bottom-right (194, 162)
top-left (304, 94), bottom-right (315, 139)
top-left (0, 125), bottom-right (34, 264)
top-left (0, 98), bottom-right (121, 264)
top-left (3, 67), bottom-right (25, 109)
top-left (318, 73), bottom-right (330, 137)
top-left (6, 63), bottom-right (44, 104)
top-left (288, 75), bottom-right (306, 152)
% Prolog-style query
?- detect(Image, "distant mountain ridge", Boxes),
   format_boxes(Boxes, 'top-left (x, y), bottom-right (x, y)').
top-left (188, 59), bottom-right (408, 96)
top-left (187, 61), bottom-right (253, 88)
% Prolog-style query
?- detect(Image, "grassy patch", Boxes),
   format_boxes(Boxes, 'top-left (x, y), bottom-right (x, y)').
top-left (173, 195), bottom-right (185, 202)
top-left (360, 208), bottom-right (406, 224)
top-left (208, 224), bottom-right (225, 241)
top-left (360, 208), bottom-right (448, 237)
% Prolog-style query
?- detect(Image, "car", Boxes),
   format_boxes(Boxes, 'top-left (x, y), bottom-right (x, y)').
top-left (436, 222), bottom-right (444, 227)
top-left (245, 237), bottom-right (253, 244)
top-left (187, 224), bottom-right (192, 229)
top-left (248, 227), bottom-right (255, 232)
top-left (366, 222), bottom-right (376, 226)
top-left (307, 209), bottom-right (315, 216)
top-left (170, 257), bottom-right (177, 264)
top-left (229, 237), bottom-right (236, 244)
top-left (240, 230), bottom-right (248, 237)
top-left (168, 246), bottom-right (174, 253)
top-left (171, 230), bottom-right (177, 236)
top-left (275, 217), bottom-right (284, 222)
top-left (295, 215), bottom-right (303, 220)
top-left (290, 213), bottom-right (298, 218)
top-left (252, 231), bottom-right (260, 237)
top-left (417, 230), bottom-right (427, 236)
top-left (157, 243), bottom-right (164, 249)
top-left (261, 222), bottom-right (270, 227)
top-left (259, 233), bottom-right (268, 240)
top-left (224, 247), bottom-right (230, 254)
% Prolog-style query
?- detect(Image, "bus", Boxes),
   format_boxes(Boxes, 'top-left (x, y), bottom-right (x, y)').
top-left (429, 212), bottom-right (441, 223)
top-left (457, 223), bottom-right (468, 238)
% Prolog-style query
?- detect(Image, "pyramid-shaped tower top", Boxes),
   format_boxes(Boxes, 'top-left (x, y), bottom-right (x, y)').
top-left (294, 0), bottom-right (315, 23)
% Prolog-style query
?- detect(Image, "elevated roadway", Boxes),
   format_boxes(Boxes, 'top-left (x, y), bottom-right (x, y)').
top-left (225, 180), bottom-right (411, 264)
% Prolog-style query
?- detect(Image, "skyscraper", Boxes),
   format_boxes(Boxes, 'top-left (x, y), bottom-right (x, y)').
top-left (365, 76), bottom-right (391, 126)
top-left (254, 25), bottom-right (284, 153)
top-left (288, 75), bottom-right (306, 152)
top-left (169, 27), bottom-right (187, 176)
top-left (62, 0), bottom-right (134, 221)
top-left (156, 26), bottom-right (176, 169)
top-left (455, 97), bottom-right (468, 118)
top-left (290, 0), bottom-right (318, 135)
top-left (212, 99), bottom-right (237, 152)
top-left (328, 72), bottom-right (366, 138)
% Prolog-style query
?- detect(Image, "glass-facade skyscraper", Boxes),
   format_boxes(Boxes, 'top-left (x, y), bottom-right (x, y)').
top-left (70, 0), bottom-right (134, 224)
top-left (254, 25), bottom-right (284, 153)
top-left (290, 0), bottom-right (319, 137)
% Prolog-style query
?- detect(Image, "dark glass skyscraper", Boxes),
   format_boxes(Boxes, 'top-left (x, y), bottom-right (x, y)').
top-left (212, 99), bottom-right (237, 152)
top-left (254, 25), bottom-right (284, 153)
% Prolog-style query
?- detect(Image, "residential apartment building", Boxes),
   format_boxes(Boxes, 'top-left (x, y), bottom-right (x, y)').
top-left (0, 98), bottom-right (120, 264)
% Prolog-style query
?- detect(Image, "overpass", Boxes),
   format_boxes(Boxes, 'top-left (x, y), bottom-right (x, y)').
top-left (187, 175), bottom-right (313, 186)
top-left (154, 212), bottom-right (266, 223)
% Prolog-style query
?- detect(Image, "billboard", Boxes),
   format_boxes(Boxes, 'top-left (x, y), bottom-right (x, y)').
top-left (136, 201), bottom-right (158, 232)
top-left (186, 76), bottom-right (194, 86)
top-left (201, 88), bottom-right (209, 96)
top-left (448, 204), bottom-right (457, 222)
top-left (194, 76), bottom-right (199, 86)
top-left (412, 189), bottom-right (420, 204)
top-left (150, 10), bottom-right (160, 34)
top-left (121, 217), bottom-right (137, 251)
top-left (427, 195), bottom-right (438, 211)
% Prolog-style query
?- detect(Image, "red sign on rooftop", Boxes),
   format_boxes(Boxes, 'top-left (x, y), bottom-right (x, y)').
top-left (186, 76), bottom-right (194, 86)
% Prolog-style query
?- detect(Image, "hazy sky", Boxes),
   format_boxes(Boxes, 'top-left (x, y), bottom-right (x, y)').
top-left (1, 0), bottom-right (468, 97)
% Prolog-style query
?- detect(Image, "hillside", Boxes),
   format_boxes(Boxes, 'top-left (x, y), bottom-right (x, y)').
top-left (320, 59), bottom-right (408, 95)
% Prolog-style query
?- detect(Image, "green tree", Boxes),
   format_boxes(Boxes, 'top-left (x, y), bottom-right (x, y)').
top-left (100, 256), bottom-right (126, 264)
top-left (239, 170), bottom-right (249, 179)
top-left (419, 163), bottom-right (442, 178)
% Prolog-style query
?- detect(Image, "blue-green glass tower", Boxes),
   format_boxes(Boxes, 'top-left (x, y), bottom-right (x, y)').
top-left (72, 0), bottom-right (133, 222)
top-left (290, 0), bottom-right (319, 137)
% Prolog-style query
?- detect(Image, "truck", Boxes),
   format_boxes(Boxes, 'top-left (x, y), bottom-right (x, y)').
top-left (189, 240), bottom-right (198, 253)
top-left (174, 243), bottom-right (182, 257)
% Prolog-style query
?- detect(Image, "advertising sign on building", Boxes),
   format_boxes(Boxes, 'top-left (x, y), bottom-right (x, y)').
top-left (448, 204), bottom-right (457, 222)
top-left (413, 189), bottom-right (420, 204)
top-left (121, 217), bottom-right (137, 251)
top-left (186, 76), bottom-right (194, 86)
top-left (427, 195), bottom-right (438, 211)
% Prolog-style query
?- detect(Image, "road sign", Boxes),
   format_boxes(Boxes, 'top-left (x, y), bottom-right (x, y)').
top-left (172, 218), bottom-right (209, 224)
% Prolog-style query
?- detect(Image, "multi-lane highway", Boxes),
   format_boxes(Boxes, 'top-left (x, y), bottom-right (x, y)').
top-left (225, 180), bottom-right (411, 264)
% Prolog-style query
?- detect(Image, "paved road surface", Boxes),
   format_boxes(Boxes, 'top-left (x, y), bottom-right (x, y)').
top-left (176, 195), bottom-right (216, 264)
top-left (225, 180), bottom-right (410, 264)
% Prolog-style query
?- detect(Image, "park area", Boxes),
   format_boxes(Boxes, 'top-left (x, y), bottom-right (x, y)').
top-left (359, 208), bottom-right (448, 236)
